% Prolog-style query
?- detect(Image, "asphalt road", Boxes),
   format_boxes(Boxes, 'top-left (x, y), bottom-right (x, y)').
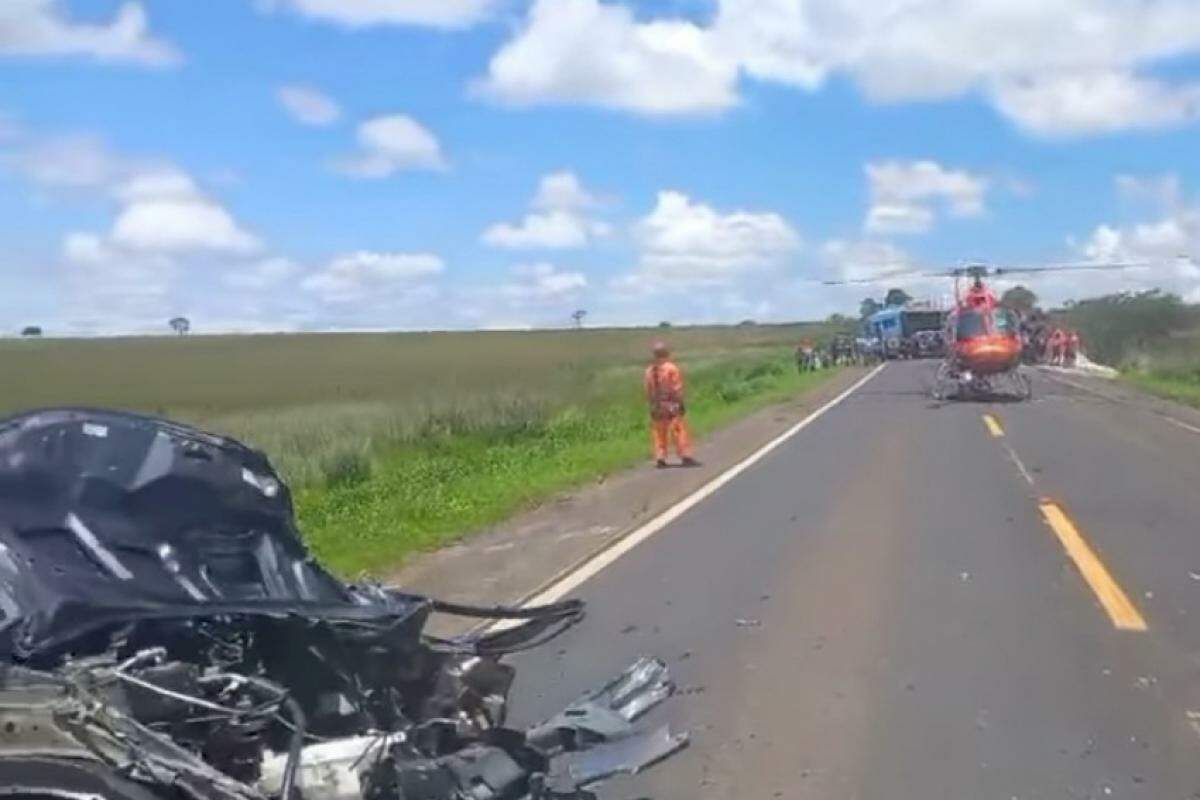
top-left (509, 360), bottom-right (1200, 800)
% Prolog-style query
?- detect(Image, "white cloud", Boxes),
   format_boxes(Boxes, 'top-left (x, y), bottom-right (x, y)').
top-left (532, 171), bottom-right (600, 212)
top-left (476, 0), bottom-right (738, 115)
top-left (477, 0), bottom-right (1200, 135)
top-left (483, 211), bottom-right (609, 249)
top-left (60, 231), bottom-right (178, 332)
top-left (1116, 174), bottom-right (1184, 208)
top-left (277, 85), bottom-right (342, 126)
top-left (109, 169), bottom-right (260, 254)
top-left (6, 134), bottom-right (131, 190)
top-left (1078, 177), bottom-right (1196, 265)
top-left (7, 136), bottom-right (257, 255)
top-left (993, 72), bottom-right (1200, 138)
top-left (301, 251), bottom-right (444, 303)
top-left (1082, 216), bottom-right (1198, 265)
top-left (52, 162), bottom-right (261, 333)
top-left (224, 258), bottom-right (300, 290)
top-left (0, 0), bottom-right (179, 66)
top-left (1046, 176), bottom-right (1200, 304)
top-left (821, 239), bottom-right (913, 284)
top-left (617, 190), bottom-right (800, 291)
top-left (114, 168), bottom-right (198, 202)
top-left (714, 0), bottom-right (1200, 135)
top-left (500, 263), bottom-right (588, 302)
top-left (262, 0), bottom-right (494, 29)
top-left (6, 129), bottom-right (269, 334)
top-left (335, 114), bottom-right (447, 178)
top-left (818, 238), bottom-right (956, 308)
top-left (864, 160), bottom-right (987, 234)
top-left (482, 171), bottom-right (609, 249)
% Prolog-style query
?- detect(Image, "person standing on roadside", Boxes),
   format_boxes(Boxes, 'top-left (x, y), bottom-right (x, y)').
top-left (1048, 327), bottom-right (1066, 366)
top-left (644, 342), bottom-right (700, 469)
top-left (1066, 330), bottom-right (1080, 367)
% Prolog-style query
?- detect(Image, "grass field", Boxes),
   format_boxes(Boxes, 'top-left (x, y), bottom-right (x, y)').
top-left (0, 324), bottom-right (842, 575)
top-left (1124, 370), bottom-right (1200, 407)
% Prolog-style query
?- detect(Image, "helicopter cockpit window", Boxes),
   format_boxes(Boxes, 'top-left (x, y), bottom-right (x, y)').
top-left (956, 311), bottom-right (987, 338)
top-left (994, 308), bottom-right (1018, 333)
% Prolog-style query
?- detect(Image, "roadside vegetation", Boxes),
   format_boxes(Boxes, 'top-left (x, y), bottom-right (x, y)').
top-left (0, 325), bottom-right (843, 575)
top-left (1052, 290), bottom-right (1200, 406)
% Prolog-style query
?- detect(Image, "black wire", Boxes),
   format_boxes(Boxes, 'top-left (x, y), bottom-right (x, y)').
top-left (425, 598), bottom-right (585, 656)
top-left (430, 597), bottom-right (583, 620)
top-left (279, 696), bottom-right (306, 800)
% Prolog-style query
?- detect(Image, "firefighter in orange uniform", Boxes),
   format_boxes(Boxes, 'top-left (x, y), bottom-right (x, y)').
top-left (1047, 328), bottom-right (1066, 365)
top-left (644, 342), bottom-right (699, 469)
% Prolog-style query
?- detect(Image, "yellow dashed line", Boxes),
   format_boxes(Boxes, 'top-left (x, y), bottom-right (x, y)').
top-left (1039, 501), bottom-right (1147, 632)
top-left (982, 414), bottom-right (1005, 438)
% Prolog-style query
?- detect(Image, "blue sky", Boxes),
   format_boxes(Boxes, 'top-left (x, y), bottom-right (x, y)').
top-left (2, 0), bottom-right (1200, 335)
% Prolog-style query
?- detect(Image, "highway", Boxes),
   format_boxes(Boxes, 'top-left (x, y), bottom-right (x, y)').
top-left (509, 360), bottom-right (1200, 799)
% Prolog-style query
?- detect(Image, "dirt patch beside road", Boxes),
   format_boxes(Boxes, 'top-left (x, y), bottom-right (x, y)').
top-left (388, 367), bottom-right (871, 635)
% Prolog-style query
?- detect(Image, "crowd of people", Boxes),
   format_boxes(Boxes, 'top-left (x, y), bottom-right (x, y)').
top-left (794, 319), bottom-right (1084, 373)
top-left (1019, 317), bottom-right (1083, 367)
top-left (795, 335), bottom-right (871, 372)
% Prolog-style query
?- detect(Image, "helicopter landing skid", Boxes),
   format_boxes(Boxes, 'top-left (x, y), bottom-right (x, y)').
top-left (933, 362), bottom-right (1032, 402)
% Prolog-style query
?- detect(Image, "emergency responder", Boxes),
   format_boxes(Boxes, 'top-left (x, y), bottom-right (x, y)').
top-left (1048, 328), bottom-right (1066, 366)
top-left (796, 340), bottom-right (815, 373)
top-left (1065, 330), bottom-right (1080, 367)
top-left (644, 342), bottom-right (699, 469)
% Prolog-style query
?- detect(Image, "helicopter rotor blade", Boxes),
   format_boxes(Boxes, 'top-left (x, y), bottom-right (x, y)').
top-left (820, 266), bottom-right (953, 286)
top-left (993, 261), bottom-right (1151, 276)
top-left (818, 254), bottom-right (1193, 285)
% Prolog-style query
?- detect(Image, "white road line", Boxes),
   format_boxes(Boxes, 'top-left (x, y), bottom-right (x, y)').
top-left (1162, 415), bottom-right (1200, 436)
top-left (1001, 441), bottom-right (1036, 487)
top-left (513, 363), bottom-right (889, 611)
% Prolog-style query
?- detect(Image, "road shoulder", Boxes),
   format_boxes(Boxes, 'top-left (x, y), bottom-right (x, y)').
top-left (1037, 366), bottom-right (1200, 434)
top-left (387, 367), bottom-right (869, 632)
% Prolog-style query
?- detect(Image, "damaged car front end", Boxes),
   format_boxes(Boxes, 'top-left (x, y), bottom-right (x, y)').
top-left (0, 408), bottom-right (685, 800)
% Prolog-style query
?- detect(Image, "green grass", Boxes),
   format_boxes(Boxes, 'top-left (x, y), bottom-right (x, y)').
top-left (0, 325), bottom-right (835, 486)
top-left (0, 326), bottom-right (844, 575)
top-left (1124, 369), bottom-right (1200, 409)
top-left (296, 352), bottom-right (837, 576)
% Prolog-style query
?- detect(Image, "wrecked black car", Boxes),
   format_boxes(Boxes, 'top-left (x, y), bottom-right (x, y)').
top-left (0, 408), bottom-right (685, 800)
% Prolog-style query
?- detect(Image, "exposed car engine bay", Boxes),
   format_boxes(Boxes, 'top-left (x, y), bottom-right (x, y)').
top-left (0, 408), bottom-right (685, 800)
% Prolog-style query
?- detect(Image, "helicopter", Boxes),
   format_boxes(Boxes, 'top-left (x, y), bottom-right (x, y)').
top-left (824, 259), bottom-right (1176, 401)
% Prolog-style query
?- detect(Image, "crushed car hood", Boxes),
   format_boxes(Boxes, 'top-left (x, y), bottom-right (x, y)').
top-left (0, 408), bottom-right (687, 800)
top-left (0, 407), bottom-right (427, 660)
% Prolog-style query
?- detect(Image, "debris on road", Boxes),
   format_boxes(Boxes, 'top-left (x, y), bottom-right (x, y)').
top-left (735, 618), bottom-right (762, 628)
top-left (0, 408), bottom-right (687, 800)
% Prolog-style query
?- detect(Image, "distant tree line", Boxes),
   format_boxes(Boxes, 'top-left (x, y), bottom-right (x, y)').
top-left (997, 282), bottom-right (1199, 368)
top-left (1054, 290), bottom-right (1194, 367)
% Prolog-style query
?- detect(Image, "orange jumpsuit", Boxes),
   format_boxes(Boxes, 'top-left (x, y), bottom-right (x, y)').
top-left (1048, 329), bottom-right (1066, 364)
top-left (644, 359), bottom-right (693, 462)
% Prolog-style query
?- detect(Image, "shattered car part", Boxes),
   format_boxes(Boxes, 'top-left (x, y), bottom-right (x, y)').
top-left (527, 657), bottom-right (677, 752)
top-left (0, 408), bottom-right (685, 799)
top-left (566, 726), bottom-right (688, 786)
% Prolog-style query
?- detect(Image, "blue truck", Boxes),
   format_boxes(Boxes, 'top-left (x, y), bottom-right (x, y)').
top-left (864, 304), bottom-right (946, 359)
